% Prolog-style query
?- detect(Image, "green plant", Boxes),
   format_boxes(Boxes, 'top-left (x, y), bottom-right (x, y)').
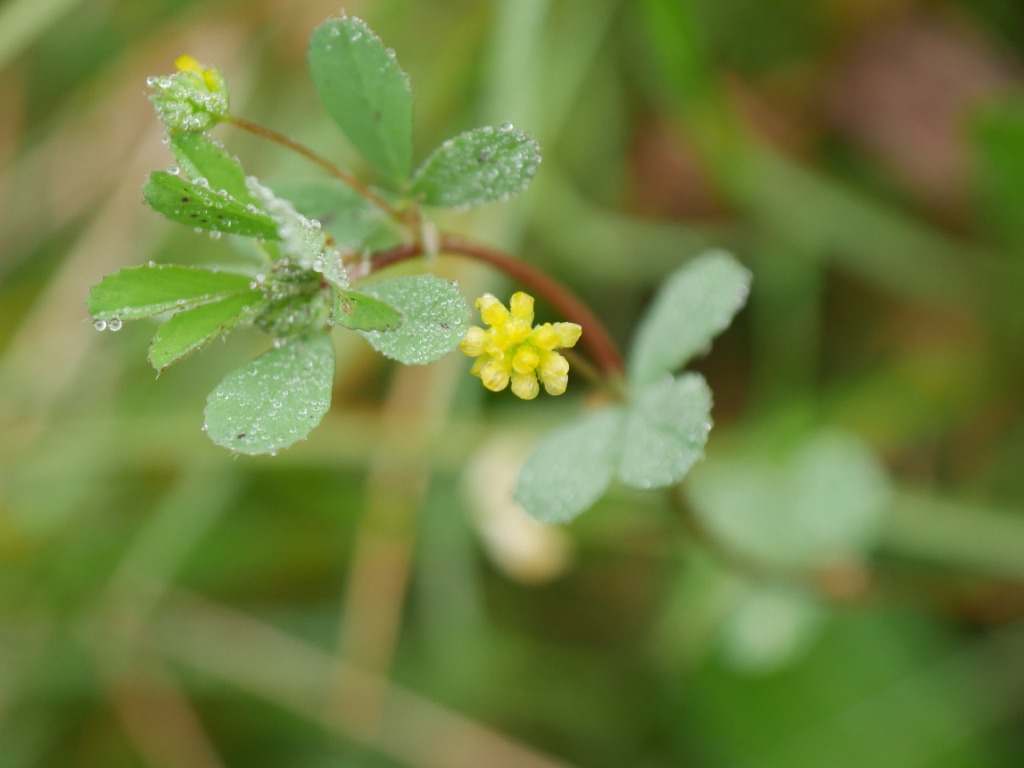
top-left (87, 14), bottom-right (750, 523)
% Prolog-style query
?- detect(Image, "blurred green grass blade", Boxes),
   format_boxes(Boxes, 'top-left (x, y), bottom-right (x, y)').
top-left (357, 275), bottom-right (467, 365)
top-left (734, 147), bottom-right (984, 307)
top-left (148, 290), bottom-right (262, 371)
top-left (881, 491), bottom-right (1024, 582)
top-left (308, 16), bottom-right (414, 184)
top-left (144, 171), bottom-right (281, 240)
top-left (0, 0), bottom-right (80, 71)
top-left (412, 126), bottom-right (541, 208)
top-left (641, 0), bottom-right (718, 113)
top-left (204, 332), bottom-right (335, 456)
top-left (971, 102), bottom-right (1024, 250)
top-left (88, 264), bottom-right (255, 321)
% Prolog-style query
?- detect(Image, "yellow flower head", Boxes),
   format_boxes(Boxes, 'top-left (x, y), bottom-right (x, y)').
top-left (147, 54), bottom-right (229, 132)
top-left (460, 292), bottom-right (582, 399)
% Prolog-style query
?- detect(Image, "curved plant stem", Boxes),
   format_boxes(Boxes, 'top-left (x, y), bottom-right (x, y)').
top-left (370, 235), bottom-right (626, 380)
top-left (225, 115), bottom-right (402, 219)
top-left (224, 116), bottom-right (625, 380)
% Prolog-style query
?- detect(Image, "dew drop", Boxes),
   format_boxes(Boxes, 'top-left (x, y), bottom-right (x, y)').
top-left (108, 318), bottom-right (123, 332)
top-left (92, 318), bottom-right (107, 331)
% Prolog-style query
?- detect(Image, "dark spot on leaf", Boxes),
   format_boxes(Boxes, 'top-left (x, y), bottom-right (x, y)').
top-left (181, 196), bottom-right (190, 202)
top-left (236, 433), bottom-right (246, 439)
top-left (373, 110), bottom-right (382, 123)
top-left (439, 322), bottom-right (449, 329)
top-left (478, 151), bottom-right (491, 163)
top-left (190, 213), bottom-right (198, 218)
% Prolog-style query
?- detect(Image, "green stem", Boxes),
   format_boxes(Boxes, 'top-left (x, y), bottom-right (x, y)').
top-left (225, 115), bottom-right (403, 219)
top-left (368, 236), bottom-right (626, 380)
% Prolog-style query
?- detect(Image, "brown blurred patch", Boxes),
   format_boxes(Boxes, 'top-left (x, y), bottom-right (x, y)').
top-left (823, 11), bottom-right (1018, 215)
top-left (627, 117), bottom-right (730, 219)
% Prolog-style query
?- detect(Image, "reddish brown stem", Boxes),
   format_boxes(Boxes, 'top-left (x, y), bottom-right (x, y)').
top-left (226, 115), bottom-right (402, 219)
top-left (370, 235), bottom-right (626, 379)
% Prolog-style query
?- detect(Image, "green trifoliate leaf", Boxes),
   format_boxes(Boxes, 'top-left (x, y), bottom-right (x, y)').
top-left (412, 125), bottom-right (541, 208)
top-left (169, 132), bottom-right (258, 206)
top-left (685, 430), bottom-right (892, 569)
top-left (515, 408), bottom-right (625, 524)
top-left (143, 171), bottom-right (280, 240)
top-left (308, 16), bottom-right (413, 183)
top-left (357, 275), bottom-right (467, 364)
top-left (269, 178), bottom-right (393, 250)
top-left (629, 250), bottom-right (751, 389)
top-left (204, 332), bottom-right (335, 455)
top-left (88, 264), bottom-right (255, 321)
top-left (618, 373), bottom-right (712, 489)
top-left (148, 290), bottom-right (262, 371)
top-left (332, 289), bottom-right (403, 331)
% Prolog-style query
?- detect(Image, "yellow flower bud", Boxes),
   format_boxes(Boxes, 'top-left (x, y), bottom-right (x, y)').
top-left (477, 294), bottom-right (510, 327)
top-left (511, 373), bottom-right (540, 400)
top-left (542, 375), bottom-right (568, 396)
top-left (480, 359), bottom-right (511, 392)
top-left (530, 323), bottom-right (559, 351)
top-left (539, 351), bottom-right (570, 381)
top-left (174, 55), bottom-right (203, 74)
top-left (553, 322), bottom-right (582, 348)
top-left (460, 325), bottom-right (487, 356)
top-left (512, 345), bottom-right (540, 374)
top-left (148, 54), bottom-right (229, 132)
top-left (509, 291), bottom-right (535, 322)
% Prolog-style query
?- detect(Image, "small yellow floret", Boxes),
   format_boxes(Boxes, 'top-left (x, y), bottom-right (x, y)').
top-left (461, 291), bottom-right (582, 400)
top-left (480, 359), bottom-right (511, 392)
top-left (460, 325), bottom-right (487, 357)
top-left (174, 54), bottom-right (203, 73)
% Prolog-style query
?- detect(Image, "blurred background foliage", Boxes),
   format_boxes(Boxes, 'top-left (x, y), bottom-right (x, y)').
top-left (3, 0), bottom-right (1024, 765)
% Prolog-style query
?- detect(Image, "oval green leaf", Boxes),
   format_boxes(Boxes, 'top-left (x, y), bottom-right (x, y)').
top-left (412, 125), bottom-right (541, 208)
top-left (514, 408), bottom-right (625, 524)
top-left (143, 171), bottom-right (280, 240)
top-left (204, 332), bottom-right (335, 455)
top-left (357, 275), bottom-right (467, 364)
top-left (88, 264), bottom-right (256, 321)
top-left (332, 289), bottom-right (402, 331)
top-left (169, 132), bottom-right (258, 206)
top-left (629, 250), bottom-right (751, 389)
top-left (685, 430), bottom-right (892, 568)
top-left (618, 373), bottom-right (712, 489)
top-left (148, 290), bottom-right (262, 371)
top-left (717, 585), bottom-right (823, 673)
top-left (308, 16), bottom-right (413, 184)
